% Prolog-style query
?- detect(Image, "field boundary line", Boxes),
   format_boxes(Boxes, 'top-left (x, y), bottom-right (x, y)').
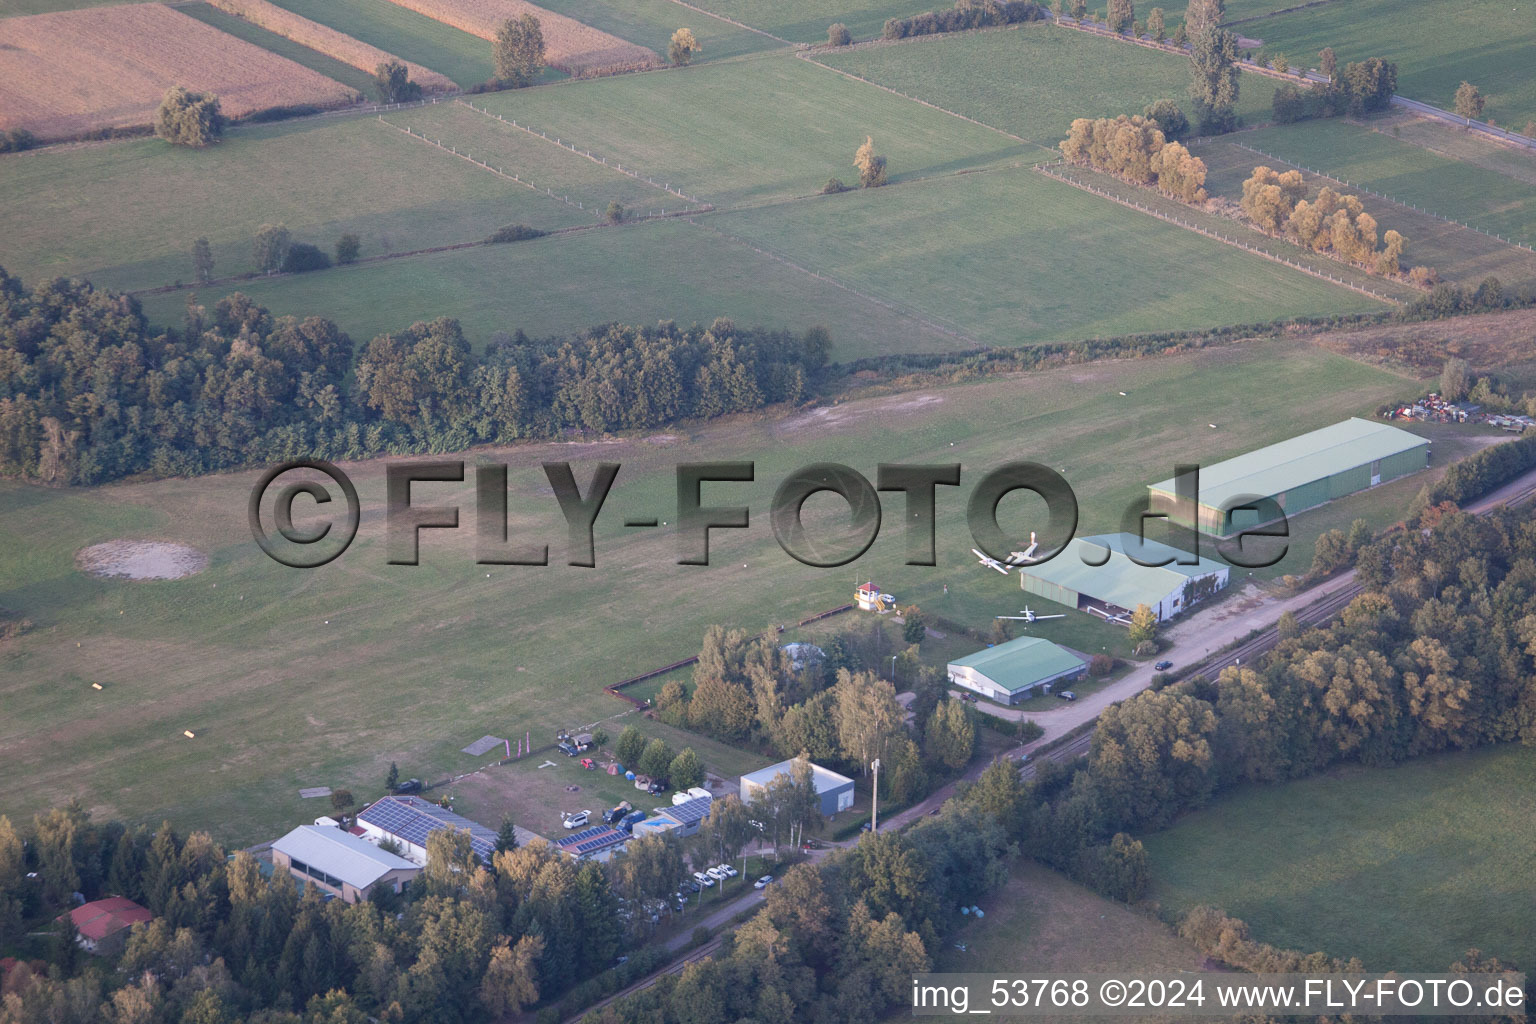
top-left (1221, 141), bottom-right (1536, 254)
top-left (662, 0), bottom-right (795, 45)
top-left (686, 217), bottom-right (983, 347)
top-left (1034, 162), bottom-right (1401, 304)
top-left (451, 99), bottom-right (710, 206)
top-left (795, 52), bottom-right (1038, 148)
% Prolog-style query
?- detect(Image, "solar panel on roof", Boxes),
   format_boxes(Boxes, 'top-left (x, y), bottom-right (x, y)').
top-left (668, 797), bottom-right (710, 825)
top-left (359, 797), bottom-right (497, 863)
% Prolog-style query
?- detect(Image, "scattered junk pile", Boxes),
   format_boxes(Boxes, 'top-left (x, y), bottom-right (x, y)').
top-left (1387, 392), bottom-right (1535, 432)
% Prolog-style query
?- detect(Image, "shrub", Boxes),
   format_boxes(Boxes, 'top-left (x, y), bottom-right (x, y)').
top-left (1088, 653), bottom-right (1114, 677)
top-left (854, 136), bottom-right (886, 187)
top-left (881, 0), bottom-right (1044, 40)
top-left (1142, 98), bottom-right (1188, 140)
top-left (374, 60), bottom-right (421, 103)
top-left (281, 243), bottom-right (331, 273)
top-left (154, 86), bottom-right (224, 147)
top-left (335, 233), bottom-right (361, 265)
top-left (485, 223), bottom-right (547, 243)
top-left (668, 27), bottom-right (700, 66)
top-left (821, 177), bottom-right (849, 194)
top-left (605, 200), bottom-right (625, 223)
top-left (827, 22), bottom-right (851, 45)
top-left (1271, 84), bottom-right (1308, 124)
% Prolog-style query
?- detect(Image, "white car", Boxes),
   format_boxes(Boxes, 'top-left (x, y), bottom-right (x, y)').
top-left (718, 863), bottom-right (738, 877)
top-left (705, 866), bottom-right (728, 881)
top-left (692, 870), bottom-right (715, 888)
top-left (753, 875), bottom-right (773, 889)
top-left (563, 810), bottom-right (590, 829)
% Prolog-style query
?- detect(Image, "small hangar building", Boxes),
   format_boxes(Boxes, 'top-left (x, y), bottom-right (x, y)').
top-left (271, 825), bottom-right (421, 903)
top-left (741, 759), bottom-right (855, 817)
top-left (1147, 417), bottom-right (1429, 537)
top-left (1018, 533), bottom-right (1230, 622)
top-left (947, 635), bottom-right (1087, 704)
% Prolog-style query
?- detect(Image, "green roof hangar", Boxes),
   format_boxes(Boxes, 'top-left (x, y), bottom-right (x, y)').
top-left (946, 635), bottom-right (1088, 705)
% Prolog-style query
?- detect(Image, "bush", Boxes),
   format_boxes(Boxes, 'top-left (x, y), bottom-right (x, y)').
top-left (154, 86), bottom-right (224, 147)
top-left (280, 243), bottom-right (331, 274)
top-left (1142, 98), bottom-right (1188, 140)
top-left (334, 233), bottom-right (361, 265)
top-left (0, 129), bottom-right (37, 153)
top-left (605, 200), bottom-right (625, 223)
top-left (1088, 653), bottom-right (1114, 677)
top-left (882, 0), bottom-right (1044, 40)
top-left (827, 22), bottom-right (851, 45)
top-left (821, 177), bottom-right (849, 194)
top-left (1271, 83), bottom-right (1308, 123)
top-left (374, 60), bottom-right (421, 103)
top-left (485, 223), bottom-right (547, 243)
top-left (241, 104), bottom-right (323, 124)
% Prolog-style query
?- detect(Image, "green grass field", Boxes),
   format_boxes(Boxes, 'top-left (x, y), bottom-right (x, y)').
top-left (535, 0), bottom-right (782, 61)
top-left (685, 0), bottom-right (939, 43)
top-left (1231, 0), bottom-right (1536, 129)
top-left (0, 0), bottom-right (122, 15)
top-left (469, 55), bottom-right (1024, 208)
top-left (0, 341), bottom-right (1419, 845)
top-left (1144, 743), bottom-right (1536, 970)
top-left (135, 217), bottom-right (958, 357)
top-left (1238, 118), bottom-right (1536, 249)
top-left (813, 25), bottom-right (1282, 148)
top-left (1195, 137), bottom-right (1536, 286)
top-left (0, 114), bottom-right (589, 293)
top-left (177, 2), bottom-right (378, 98)
top-left (268, 0), bottom-right (499, 87)
top-left (707, 167), bottom-right (1387, 347)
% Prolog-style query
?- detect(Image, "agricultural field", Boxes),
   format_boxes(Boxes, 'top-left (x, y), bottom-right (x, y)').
top-left (812, 25), bottom-right (1283, 150)
top-left (1233, 117), bottom-right (1536, 249)
top-left (0, 341), bottom-right (1419, 844)
top-left (469, 55), bottom-right (1024, 207)
top-left (684, 0), bottom-right (938, 43)
top-left (269, 0), bottom-right (504, 87)
top-left (1195, 137), bottom-right (1536, 286)
top-left (378, 0), bottom-right (658, 74)
top-left (0, 4), bottom-right (356, 141)
top-left (709, 167), bottom-right (1388, 348)
top-left (534, 0), bottom-right (781, 62)
top-left (0, 113), bottom-right (589, 292)
top-left (915, 861), bottom-right (1209, 1024)
top-left (136, 217), bottom-right (957, 358)
top-left (177, 2), bottom-right (380, 98)
top-left (1144, 743), bottom-right (1536, 971)
top-left (0, 0), bottom-right (135, 16)
top-left (1230, 0), bottom-right (1536, 129)
top-left (205, 0), bottom-right (456, 93)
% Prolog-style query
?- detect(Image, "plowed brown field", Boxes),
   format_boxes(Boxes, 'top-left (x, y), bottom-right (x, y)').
top-left (0, 4), bottom-right (358, 142)
top-left (379, 0), bottom-right (656, 76)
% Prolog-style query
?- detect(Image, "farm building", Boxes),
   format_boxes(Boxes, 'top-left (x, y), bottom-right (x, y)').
top-left (63, 897), bottom-right (152, 955)
top-left (1147, 418), bottom-right (1429, 537)
top-left (740, 758), bottom-right (854, 817)
top-left (1018, 533), bottom-right (1230, 622)
top-left (946, 636), bottom-right (1087, 705)
top-left (356, 795), bottom-right (537, 866)
top-left (271, 825), bottom-right (420, 904)
top-left (555, 826), bottom-right (629, 862)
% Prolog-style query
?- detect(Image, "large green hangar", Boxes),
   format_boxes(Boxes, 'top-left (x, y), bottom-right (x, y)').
top-left (1148, 418), bottom-right (1429, 537)
top-left (1019, 533), bottom-right (1231, 622)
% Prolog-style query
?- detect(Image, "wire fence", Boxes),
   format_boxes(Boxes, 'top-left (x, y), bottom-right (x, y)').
top-left (1222, 142), bottom-right (1536, 254)
top-left (455, 99), bottom-right (709, 207)
top-left (1035, 161), bottom-right (1402, 304)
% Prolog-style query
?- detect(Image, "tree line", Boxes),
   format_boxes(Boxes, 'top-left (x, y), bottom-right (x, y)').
top-left (1238, 166), bottom-right (1424, 280)
top-left (881, 0), bottom-right (1044, 40)
top-left (964, 501), bottom-right (1536, 904)
top-left (659, 624), bottom-right (976, 807)
top-left (0, 271), bottom-right (830, 485)
top-left (1058, 113), bottom-right (1209, 202)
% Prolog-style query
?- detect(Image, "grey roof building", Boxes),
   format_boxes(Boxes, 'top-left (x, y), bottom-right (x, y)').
top-left (271, 825), bottom-right (420, 903)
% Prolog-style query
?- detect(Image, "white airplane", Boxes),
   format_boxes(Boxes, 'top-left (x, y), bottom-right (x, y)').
top-left (994, 605), bottom-right (1066, 623)
top-left (972, 548), bottom-right (1010, 574)
top-left (1004, 532), bottom-right (1040, 566)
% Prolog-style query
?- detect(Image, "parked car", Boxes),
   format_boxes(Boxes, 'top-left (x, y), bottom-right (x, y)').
top-left (1056, 690), bottom-right (1077, 701)
top-left (557, 741), bottom-right (579, 757)
top-left (705, 866), bottom-right (728, 881)
top-left (800, 839), bottom-right (822, 851)
top-left (1155, 660), bottom-right (1174, 671)
top-left (753, 875), bottom-right (773, 889)
top-left (681, 879), bottom-right (700, 894)
top-left (647, 781), bottom-right (666, 794)
top-left (748, 819), bottom-right (765, 832)
top-left (693, 871), bottom-right (715, 888)
top-left (394, 778), bottom-right (422, 794)
top-left (718, 863), bottom-right (738, 877)
top-left (619, 809), bottom-right (647, 832)
top-left (562, 810), bottom-right (590, 829)
top-left (859, 821), bottom-right (872, 832)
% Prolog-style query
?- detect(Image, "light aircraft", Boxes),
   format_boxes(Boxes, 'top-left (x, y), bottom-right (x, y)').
top-left (1005, 532), bottom-right (1040, 566)
top-left (972, 549), bottom-right (1010, 574)
top-left (994, 605), bottom-right (1066, 623)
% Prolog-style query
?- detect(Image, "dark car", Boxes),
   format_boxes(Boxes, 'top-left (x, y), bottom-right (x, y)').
top-left (394, 778), bottom-right (422, 794)
top-left (619, 809), bottom-right (648, 832)
top-left (1155, 660), bottom-right (1174, 671)
top-left (557, 741), bottom-right (579, 757)
top-left (682, 879), bottom-right (701, 893)
top-left (1057, 690), bottom-right (1077, 701)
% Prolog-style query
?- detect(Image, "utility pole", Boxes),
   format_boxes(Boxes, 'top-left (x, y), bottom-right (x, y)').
top-left (870, 758), bottom-right (881, 833)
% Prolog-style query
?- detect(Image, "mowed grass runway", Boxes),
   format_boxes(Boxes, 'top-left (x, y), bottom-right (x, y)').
top-left (0, 342), bottom-right (1414, 844)
top-left (1230, 0), bottom-right (1536, 129)
top-left (1144, 743), bottom-right (1536, 970)
top-left (813, 25), bottom-right (1283, 148)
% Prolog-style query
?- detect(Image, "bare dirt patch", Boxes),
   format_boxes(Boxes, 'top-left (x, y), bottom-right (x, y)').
top-left (0, 4), bottom-right (357, 142)
top-left (1304, 307), bottom-right (1536, 376)
top-left (77, 541), bottom-right (208, 581)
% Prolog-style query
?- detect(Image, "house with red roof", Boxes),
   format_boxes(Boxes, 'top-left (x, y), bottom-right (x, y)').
top-left (64, 897), bottom-right (152, 955)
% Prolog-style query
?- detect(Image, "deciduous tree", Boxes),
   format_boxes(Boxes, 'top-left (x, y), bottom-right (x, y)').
top-left (854, 135), bottom-right (887, 187)
top-left (494, 14), bottom-right (546, 86)
top-left (154, 86), bottom-right (223, 147)
top-left (1454, 81), bottom-right (1485, 124)
top-left (668, 27), bottom-right (701, 66)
